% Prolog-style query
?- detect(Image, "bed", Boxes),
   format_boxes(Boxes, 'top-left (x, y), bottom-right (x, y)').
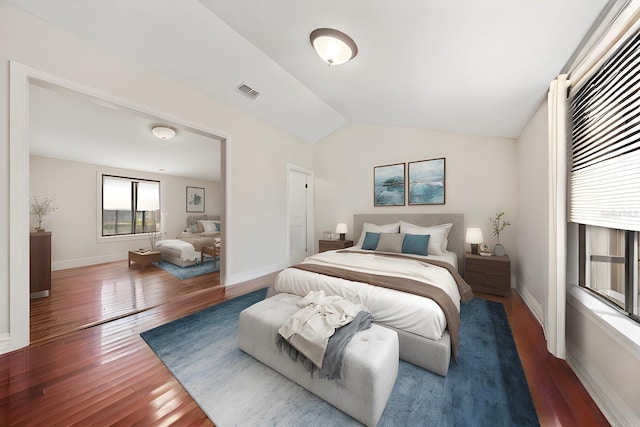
top-left (270, 213), bottom-right (471, 376)
top-left (154, 215), bottom-right (221, 267)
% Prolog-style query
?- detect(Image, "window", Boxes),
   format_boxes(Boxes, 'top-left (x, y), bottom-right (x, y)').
top-left (570, 27), bottom-right (640, 322)
top-left (102, 175), bottom-right (160, 237)
top-left (578, 225), bottom-right (639, 320)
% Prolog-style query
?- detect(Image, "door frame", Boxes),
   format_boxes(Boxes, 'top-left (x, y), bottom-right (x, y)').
top-left (6, 61), bottom-right (231, 353)
top-left (286, 164), bottom-right (314, 265)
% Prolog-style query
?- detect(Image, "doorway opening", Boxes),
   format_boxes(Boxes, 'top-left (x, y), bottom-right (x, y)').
top-left (8, 62), bottom-right (231, 350)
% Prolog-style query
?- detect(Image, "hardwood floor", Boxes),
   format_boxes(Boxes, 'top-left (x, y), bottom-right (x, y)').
top-left (1, 262), bottom-right (609, 426)
top-left (30, 261), bottom-right (222, 343)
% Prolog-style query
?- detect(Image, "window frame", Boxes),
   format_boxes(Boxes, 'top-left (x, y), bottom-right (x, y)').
top-left (101, 174), bottom-right (161, 238)
top-left (578, 224), bottom-right (640, 323)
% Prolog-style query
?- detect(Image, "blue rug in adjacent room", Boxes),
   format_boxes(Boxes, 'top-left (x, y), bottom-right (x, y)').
top-left (154, 257), bottom-right (219, 280)
top-left (141, 289), bottom-right (539, 426)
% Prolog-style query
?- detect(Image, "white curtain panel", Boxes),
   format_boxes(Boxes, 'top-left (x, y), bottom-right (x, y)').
top-left (546, 75), bottom-right (569, 359)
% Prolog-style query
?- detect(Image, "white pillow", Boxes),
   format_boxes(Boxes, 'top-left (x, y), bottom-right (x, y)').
top-left (399, 221), bottom-right (453, 256)
top-left (356, 222), bottom-right (400, 246)
top-left (199, 220), bottom-right (219, 233)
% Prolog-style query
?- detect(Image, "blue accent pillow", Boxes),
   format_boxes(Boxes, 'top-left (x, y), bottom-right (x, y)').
top-left (215, 222), bottom-right (221, 231)
top-left (402, 233), bottom-right (430, 256)
top-left (362, 232), bottom-right (381, 250)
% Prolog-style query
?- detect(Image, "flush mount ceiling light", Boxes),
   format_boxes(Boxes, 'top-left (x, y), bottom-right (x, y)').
top-left (310, 28), bottom-right (358, 66)
top-left (151, 126), bottom-right (176, 140)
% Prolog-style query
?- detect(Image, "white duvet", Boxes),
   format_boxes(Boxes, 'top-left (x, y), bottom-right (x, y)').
top-left (154, 239), bottom-right (197, 261)
top-left (275, 250), bottom-right (461, 341)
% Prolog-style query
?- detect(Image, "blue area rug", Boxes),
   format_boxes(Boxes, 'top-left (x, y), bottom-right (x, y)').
top-left (141, 289), bottom-right (539, 426)
top-left (154, 257), bottom-right (219, 280)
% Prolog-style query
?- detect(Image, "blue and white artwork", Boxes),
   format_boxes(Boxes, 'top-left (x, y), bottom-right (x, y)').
top-left (408, 158), bottom-right (445, 205)
top-left (374, 163), bottom-right (405, 206)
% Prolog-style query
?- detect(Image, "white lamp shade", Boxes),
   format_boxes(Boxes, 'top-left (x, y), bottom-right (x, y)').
top-left (335, 223), bottom-right (348, 234)
top-left (465, 228), bottom-right (484, 244)
top-left (310, 28), bottom-right (358, 65)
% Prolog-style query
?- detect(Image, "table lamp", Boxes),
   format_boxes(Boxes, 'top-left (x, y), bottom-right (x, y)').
top-left (336, 223), bottom-right (348, 240)
top-left (466, 227), bottom-right (484, 255)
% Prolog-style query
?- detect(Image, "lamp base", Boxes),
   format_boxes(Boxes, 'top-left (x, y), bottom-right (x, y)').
top-left (339, 233), bottom-right (346, 240)
top-left (470, 243), bottom-right (479, 255)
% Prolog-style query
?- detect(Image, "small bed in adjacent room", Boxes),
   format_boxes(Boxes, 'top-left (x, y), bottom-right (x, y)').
top-left (270, 213), bottom-right (472, 376)
top-left (154, 215), bottom-right (221, 267)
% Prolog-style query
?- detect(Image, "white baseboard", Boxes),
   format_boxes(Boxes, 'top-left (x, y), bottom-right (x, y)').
top-left (52, 253), bottom-right (126, 271)
top-left (516, 283), bottom-right (544, 326)
top-left (0, 333), bottom-right (11, 354)
top-left (566, 342), bottom-right (638, 427)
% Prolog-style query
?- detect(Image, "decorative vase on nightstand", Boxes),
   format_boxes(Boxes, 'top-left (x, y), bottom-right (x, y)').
top-left (493, 243), bottom-right (506, 256)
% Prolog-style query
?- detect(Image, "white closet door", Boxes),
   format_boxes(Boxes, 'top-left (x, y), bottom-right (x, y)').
top-left (288, 168), bottom-right (311, 265)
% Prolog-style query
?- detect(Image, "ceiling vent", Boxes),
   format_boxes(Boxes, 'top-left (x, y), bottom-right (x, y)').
top-left (236, 83), bottom-right (260, 100)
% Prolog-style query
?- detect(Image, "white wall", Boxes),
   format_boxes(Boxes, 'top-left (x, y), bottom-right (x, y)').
top-left (0, 2), bottom-right (313, 350)
top-left (515, 102), bottom-right (549, 322)
top-left (29, 156), bottom-right (221, 270)
top-left (314, 122), bottom-right (518, 271)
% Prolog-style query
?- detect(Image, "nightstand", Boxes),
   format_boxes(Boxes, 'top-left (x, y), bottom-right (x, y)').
top-left (319, 239), bottom-right (354, 253)
top-left (464, 252), bottom-right (511, 296)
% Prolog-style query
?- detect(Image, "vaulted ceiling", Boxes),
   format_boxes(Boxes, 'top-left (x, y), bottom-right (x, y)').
top-left (10, 0), bottom-right (609, 180)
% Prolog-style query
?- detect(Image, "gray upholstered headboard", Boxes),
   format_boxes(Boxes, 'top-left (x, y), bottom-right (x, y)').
top-left (353, 213), bottom-right (465, 272)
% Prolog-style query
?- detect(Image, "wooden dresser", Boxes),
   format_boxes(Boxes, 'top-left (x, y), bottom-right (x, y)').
top-left (464, 252), bottom-right (511, 296)
top-left (30, 231), bottom-right (52, 299)
top-left (318, 239), bottom-right (354, 253)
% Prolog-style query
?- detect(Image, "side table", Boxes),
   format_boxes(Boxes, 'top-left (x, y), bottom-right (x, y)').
top-left (464, 252), bottom-right (511, 296)
top-left (128, 250), bottom-right (161, 269)
top-left (319, 239), bottom-right (354, 253)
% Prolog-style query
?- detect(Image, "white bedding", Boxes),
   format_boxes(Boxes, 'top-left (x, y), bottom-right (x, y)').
top-left (274, 249), bottom-right (461, 342)
top-left (345, 245), bottom-right (458, 270)
top-left (154, 239), bottom-right (197, 261)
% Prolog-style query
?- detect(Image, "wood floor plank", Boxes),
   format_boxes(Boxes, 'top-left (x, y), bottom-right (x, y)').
top-left (0, 262), bottom-right (609, 426)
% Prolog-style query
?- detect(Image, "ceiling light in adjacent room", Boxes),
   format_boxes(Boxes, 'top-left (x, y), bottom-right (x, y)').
top-left (310, 28), bottom-right (358, 66)
top-left (151, 126), bottom-right (176, 140)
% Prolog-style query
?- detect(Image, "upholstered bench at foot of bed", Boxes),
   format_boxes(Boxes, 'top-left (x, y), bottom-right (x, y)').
top-left (266, 286), bottom-right (452, 377)
top-left (239, 293), bottom-right (399, 427)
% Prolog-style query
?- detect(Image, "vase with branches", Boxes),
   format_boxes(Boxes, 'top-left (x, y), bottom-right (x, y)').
top-left (489, 211), bottom-right (511, 255)
top-left (29, 196), bottom-right (58, 231)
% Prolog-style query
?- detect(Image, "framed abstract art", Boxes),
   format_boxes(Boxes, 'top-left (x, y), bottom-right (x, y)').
top-left (186, 186), bottom-right (205, 213)
top-left (374, 163), bottom-right (405, 206)
top-left (408, 158), bottom-right (445, 205)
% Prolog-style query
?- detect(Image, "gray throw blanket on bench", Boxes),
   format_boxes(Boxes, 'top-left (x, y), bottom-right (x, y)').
top-left (276, 310), bottom-right (374, 380)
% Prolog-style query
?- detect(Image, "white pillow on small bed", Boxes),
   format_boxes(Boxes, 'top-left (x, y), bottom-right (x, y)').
top-left (198, 220), bottom-right (220, 233)
top-left (399, 221), bottom-right (452, 256)
top-left (356, 222), bottom-right (400, 246)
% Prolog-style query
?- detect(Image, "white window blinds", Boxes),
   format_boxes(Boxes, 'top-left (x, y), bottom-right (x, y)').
top-left (103, 176), bottom-right (132, 211)
top-left (569, 27), bottom-right (640, 231)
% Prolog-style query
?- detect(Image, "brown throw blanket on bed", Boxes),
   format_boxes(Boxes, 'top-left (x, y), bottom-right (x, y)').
top-left (291, 255), bottom-right (472, 361)
top-left (340, 250), bottom-right (474, 303)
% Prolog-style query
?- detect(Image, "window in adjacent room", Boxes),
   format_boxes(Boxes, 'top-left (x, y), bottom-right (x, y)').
top-left (102, 175), bottom-right (160, 237)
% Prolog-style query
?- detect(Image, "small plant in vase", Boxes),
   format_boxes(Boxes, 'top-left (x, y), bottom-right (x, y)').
top-left (489, 211), bottom-right (511, 256)
top-left (29, 195), bottom-right (58, 232)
